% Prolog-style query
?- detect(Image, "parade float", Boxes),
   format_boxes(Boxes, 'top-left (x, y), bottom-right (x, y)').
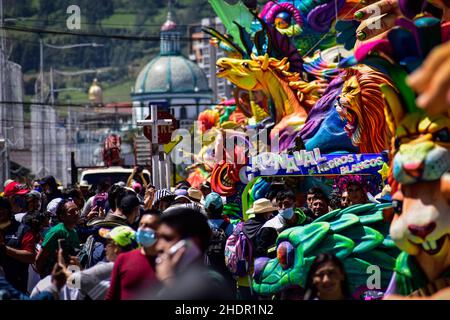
top-left (170, 0), bottom-right (450, 298)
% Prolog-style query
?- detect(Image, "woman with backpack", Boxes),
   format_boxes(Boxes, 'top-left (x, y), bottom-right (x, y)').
top-left (225, 198), bottom-right (278, 300)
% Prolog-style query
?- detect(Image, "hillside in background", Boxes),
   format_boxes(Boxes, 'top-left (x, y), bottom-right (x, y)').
top-left (5, 0), bottom-right (216, 104)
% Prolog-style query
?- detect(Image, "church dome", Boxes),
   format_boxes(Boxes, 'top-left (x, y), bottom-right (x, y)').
top-left (88, 78), bottom-right (103, 104)
top-left (134, 55), bottom-right (210, 94)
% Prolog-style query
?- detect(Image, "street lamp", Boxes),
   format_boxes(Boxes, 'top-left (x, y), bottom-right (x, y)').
top-left (38, 41), bottom-right (105, 102)
top-left (34, 41), bottom-right (104, 179)
top-left (44, 42), bottom-right (104, 50)
top-left (49, 68), bottom-right (102, 105)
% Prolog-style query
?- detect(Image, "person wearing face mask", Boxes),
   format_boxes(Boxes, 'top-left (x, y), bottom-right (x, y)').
top-left (258, 190), bottom-right (310, 258)
top-left (140, 206), bottom-right (233, 300)
top-left (105, 214), bottom-right (160, 300)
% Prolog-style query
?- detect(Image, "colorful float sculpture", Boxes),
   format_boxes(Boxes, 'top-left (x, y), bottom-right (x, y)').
top-left (183, 0), bottom-right (450, 298)
top-left (252, 202), bottom-right (399, 297)
top-left (347, 12), bottom-right (450, 296)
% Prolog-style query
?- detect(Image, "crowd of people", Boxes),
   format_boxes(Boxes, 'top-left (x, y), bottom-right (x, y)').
top-left (0, 167), bottom-right (385, 300)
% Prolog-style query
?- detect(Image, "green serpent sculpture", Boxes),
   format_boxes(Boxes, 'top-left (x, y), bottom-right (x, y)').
top-left (252, 202), bottom-right (399, 297)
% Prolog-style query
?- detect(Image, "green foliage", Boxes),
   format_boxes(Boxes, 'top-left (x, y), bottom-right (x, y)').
top-left (7, 0), bottom-right (214, 101)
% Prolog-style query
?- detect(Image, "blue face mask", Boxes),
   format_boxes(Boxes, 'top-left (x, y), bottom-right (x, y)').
top-left (279, 207), bottom-right (294, 220)
top-left (136, 228), bottom-right (157, 248)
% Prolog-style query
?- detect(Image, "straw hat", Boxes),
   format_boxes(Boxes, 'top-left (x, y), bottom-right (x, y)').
top-left (246, 198), bottom-right (278, 215)
top-left (188, 187), bottom-right (203, 202)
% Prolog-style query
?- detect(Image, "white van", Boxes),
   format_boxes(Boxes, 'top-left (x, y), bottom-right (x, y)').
top-left (79, 167), bottom-right (151, 187)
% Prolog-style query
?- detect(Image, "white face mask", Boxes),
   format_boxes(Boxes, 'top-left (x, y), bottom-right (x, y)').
top-left (279, 207), bottom-right (294, 220)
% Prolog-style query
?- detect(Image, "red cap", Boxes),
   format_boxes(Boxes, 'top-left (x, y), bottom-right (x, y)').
top-left (3, 182), bottom-right (30, 197)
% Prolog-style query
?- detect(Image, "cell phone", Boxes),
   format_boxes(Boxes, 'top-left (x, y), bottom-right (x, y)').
top-left (169, 239), bottom-right (186, 256)
top-left (168, 239), bottom-right (201, 270)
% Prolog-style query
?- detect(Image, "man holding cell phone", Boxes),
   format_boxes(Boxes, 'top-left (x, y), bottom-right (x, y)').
top-left (142, 206), bottom-right (234, 300)
top-left (35, 199), bottom-right (80, 278)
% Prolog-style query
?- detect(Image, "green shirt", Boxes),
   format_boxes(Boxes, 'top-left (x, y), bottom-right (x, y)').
top-left (41, 223), bottom-right (80, 274)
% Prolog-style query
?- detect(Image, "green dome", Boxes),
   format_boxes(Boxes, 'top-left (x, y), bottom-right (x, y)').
top-left (134, 55), bottom-right (210, 94)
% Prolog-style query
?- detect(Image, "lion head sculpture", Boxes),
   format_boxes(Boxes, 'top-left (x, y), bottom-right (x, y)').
top-left (335, 66), bottom-right (394, 153)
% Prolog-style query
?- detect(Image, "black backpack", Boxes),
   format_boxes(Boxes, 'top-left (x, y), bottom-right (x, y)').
top-left (206, 221), bottom-right (229, 268)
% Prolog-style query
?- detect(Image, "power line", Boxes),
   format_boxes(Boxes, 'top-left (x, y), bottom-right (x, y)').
top-left (0, 100), bottom-right (231, 108)
top-left (6, 17), bottom-right (205, 29)
top-left (2, 25), bottom-right (212, 42)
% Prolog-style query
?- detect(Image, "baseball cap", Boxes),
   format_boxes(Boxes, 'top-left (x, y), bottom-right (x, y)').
top-left (152, 188), bottom-right (175, 206)
top-left (4, 182), bottom-right (29, 197)
top-left (39, 175), bottom-right (57, 186)
top-left (174, 189), bottom-right (188, 197)
top-left (3, 179), bottom-right (14, 188)
top-left (26, 190), bottom-right (42, 200)
top-left (114, 181), bottom-right (126, 187)
top-left (99, 226), bottom-right (136, 247)
top-left (205, 192), bottom-right (223, 211)
top-left (46, 197), bottom-right (64, 217)
top-left (174, 195), bottom-right (192, 203)
top-left (119, 194), bottom-right (140, 211)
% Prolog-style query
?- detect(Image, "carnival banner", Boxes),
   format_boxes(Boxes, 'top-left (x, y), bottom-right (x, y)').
top-left (242, 148), bottom-right (388, 181)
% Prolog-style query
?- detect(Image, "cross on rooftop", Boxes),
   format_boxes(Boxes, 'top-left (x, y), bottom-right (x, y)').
top-left (136, 104), bottom-right (173, 143)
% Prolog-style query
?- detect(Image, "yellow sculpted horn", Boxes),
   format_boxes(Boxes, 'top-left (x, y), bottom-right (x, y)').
top-left (261, 54), bottom-right (270, 71)
top-left (380, 83), bottom-right (405, 135)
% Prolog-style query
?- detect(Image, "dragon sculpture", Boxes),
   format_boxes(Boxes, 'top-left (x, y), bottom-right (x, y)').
top-left (217, 53), bottom-right (324, 151)
top-left (252, 202), bottom-right (399, 297)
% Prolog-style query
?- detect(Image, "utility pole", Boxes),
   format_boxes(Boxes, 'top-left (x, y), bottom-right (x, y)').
top-left (0, 0), bottom-right (10, 180)
top-left (39, 38), bottom-right (44, 103)
top-left (39, 38), bottom-right (46, 177)
top-left (50, 67), bottom-right (54, 105)
top-left (35, 42), bottom-right (103, 179)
